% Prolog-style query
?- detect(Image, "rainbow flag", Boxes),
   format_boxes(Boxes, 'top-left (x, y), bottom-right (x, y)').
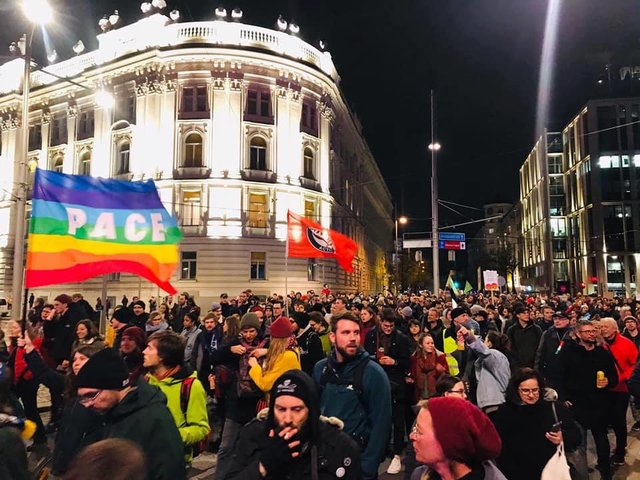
top-left (25, 169), bottom-right (182, 294)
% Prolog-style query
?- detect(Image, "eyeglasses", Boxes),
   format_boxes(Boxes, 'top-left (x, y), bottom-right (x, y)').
top-left (578, 330), bottom-right (596, 335)
top-left (78, 390), bottom-right (103, 405)
top-left (518, 387), bottom-right (540, 395)
top-left (410, 423), bottom-right (421, 436)
top-left (448, 389), bottom-right (467, 395)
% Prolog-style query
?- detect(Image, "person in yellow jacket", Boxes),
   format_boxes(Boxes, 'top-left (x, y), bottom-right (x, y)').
top-left (248, 316), bottom-right (301, 407)
top-left (144, 330), bottom-right (210, 465)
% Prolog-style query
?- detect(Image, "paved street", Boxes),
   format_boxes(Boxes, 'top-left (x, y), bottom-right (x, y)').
top-left (29, 385), bottom-right (640, 479)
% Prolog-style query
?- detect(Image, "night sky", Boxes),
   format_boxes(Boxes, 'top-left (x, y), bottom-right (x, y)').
top-left (2, 0), bottom-right (640, 234)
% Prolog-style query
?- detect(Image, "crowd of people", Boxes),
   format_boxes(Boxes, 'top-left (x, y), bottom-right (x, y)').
top-left (1, 287), bottom-right (640, 479)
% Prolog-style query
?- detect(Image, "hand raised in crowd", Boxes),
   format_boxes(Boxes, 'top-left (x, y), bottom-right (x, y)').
top-left (17, 330), bottom-right (35, 354)
top-left (230, 345), bottom-right (247, 355)
top-left (258, 427), bottom-right (301, 476)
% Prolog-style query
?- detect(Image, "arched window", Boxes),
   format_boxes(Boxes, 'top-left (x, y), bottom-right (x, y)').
top-left (116, 141), bottom-right (130, 175)
top-left (303, 147), bottom-right (315, 180)
top-left (249, 137), bottom-right (267, 171)
top-left (183, 133), bottom-right (203, 167)
top-left (79, 150), bottom-right (91, 176)
top-left (52, 155), bottom-right (64, 173)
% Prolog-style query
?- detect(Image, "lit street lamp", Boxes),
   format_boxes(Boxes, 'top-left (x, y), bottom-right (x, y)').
top-left (394, 215), bottom-right (408, 293)
top-left (11, 0), bottom-right (53, 319)
top-left (429, 90), bottom-right (440, 294)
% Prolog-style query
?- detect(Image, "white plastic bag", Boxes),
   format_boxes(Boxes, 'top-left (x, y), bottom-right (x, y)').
top-left (541, 443), bottom-right (572, 480)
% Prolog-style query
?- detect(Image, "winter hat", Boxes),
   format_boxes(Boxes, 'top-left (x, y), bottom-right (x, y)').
top-left (291, 311), bottom-right (310, 330)
top-left (76, 348), bottom-right (130, 390)
top-left (512, 304), bottom-right (528, 315)
top-left (240, 312), bottom-right (261, 331)
top-left (210, 302), bottom-right (222, 312)
top-left (400, 306), bottom-right (413, 318)
top-left (132, 300), bottom-right (146, 311)
top-left (450, 307), bottom-right (468, 320)
top-left (121, 326), bottom-right (146, 350)
top-left (267, 370), bottom-right (320, 444)
top-left (427, 397), bottom-right (501, 462)
top-left (469, 304), bottom-right (485, 315)
top-left (270, 316), bottom-right (293, 338)
top-left (623, 315), bottom-right (638, 324)
top-left (112, 307), bottom-right (135, 325)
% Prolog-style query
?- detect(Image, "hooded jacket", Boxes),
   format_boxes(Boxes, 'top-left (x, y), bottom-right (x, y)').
top-left (91, 379), bottom-right (186, 480)
top-left (464, 336), bottom-right (510, 409)
top-left (314, 348), bottom-right (391, 480)
top-left (147, 367), bottom-right (210, 463)
top-left (227, 370), bottom-right (361, 480)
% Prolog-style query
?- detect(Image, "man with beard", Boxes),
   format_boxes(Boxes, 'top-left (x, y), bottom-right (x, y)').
top-left (227, 370), bottom-right (361, 479)
top-left (314, 312), bottom-right (391, 480)
top-left (130, 300), bottom-right (149, 330)
top-left (558, 320), bottom-right (618, 480)
top-left (171, 293), bottom-right (191, 332)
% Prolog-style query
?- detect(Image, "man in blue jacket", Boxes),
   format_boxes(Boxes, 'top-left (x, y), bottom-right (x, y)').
top-left (314, 311), bottom-right (391, 480)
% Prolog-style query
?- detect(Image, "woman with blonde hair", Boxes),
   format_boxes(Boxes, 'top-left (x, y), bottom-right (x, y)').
top-left (248, 316), bottom-right (300, 409)
top-left (410, 333), bottom-right (448, 402)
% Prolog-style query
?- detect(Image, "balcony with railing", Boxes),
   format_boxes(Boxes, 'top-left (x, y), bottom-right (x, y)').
top-left (0, 14), bottom-right (338, 95)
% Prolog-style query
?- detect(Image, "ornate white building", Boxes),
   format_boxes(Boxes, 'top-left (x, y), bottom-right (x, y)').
top-left (0, 14), bottom-right (392, 306)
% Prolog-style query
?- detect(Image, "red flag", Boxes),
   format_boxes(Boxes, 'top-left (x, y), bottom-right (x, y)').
top-left (287, 210), bottom-right (358, 272)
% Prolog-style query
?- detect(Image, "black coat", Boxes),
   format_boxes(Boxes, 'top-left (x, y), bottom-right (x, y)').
top-left (297, 327), bottom-right (325, 376)
top-left (506, 321), bottom-right (542, 368)
top-left (534, 327), bottom-right (572, 390)
top-left (364, 327), bottom-right (410, 396)
top-left (43, 304), bottom-right (84, 365)
top-left (557, 341), bottom-right (618, 428)
top-left (492, 399), bottom-right (582, 480)
top-left (227, 417), bottom-right (361, 480)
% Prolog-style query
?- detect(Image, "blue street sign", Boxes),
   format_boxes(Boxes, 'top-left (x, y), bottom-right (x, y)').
top-left (439, 232), bottom-right (465, 242)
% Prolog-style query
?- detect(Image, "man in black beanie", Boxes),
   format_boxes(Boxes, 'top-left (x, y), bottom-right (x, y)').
top-left (75, 349), bottom-right (186, 480)
top-left (291, 311), bottom-right (324, 376)
top-left (226, 370), bottom-right (360, 479)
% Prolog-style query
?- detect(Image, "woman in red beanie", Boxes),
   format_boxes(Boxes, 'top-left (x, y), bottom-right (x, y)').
top-left (409, 396), bottom-right (506, 480)
top-left (248, 316), bottom-right (300, 409)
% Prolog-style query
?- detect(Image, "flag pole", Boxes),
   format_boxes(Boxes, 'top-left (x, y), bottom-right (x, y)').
top-left (285, 226), bottom-right (289, 317)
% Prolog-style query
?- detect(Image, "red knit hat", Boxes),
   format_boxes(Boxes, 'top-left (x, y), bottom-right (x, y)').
top-left (121, 326), bottom-right (146, 351)
top-left (427, 397), bottom-right (501, 462)
top-left (270, 316), bottom-right (293, 338)
top-left (250, 306), bottom-right (265, 314)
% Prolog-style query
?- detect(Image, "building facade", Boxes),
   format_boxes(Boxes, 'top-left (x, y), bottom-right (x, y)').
top-left (520, 97), bottom-right (640, 295)
top-left (0, 14), bottom-right (393, 306)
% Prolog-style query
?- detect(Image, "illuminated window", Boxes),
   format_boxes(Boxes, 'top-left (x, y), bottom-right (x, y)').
top-left (78, 150), bottom-right (91, 176)
top-left (181, 191), bottom-right (202, 226)
top-left (599, 155), bottom-right (620, 169)
top-left (250, 252), bottom-right (266, 280)
top-left (303, 147), bottom-right (315, 180)
top-left (248, 193), bottom-right (268, 228)
top-left (181, 251), bottom-right (197, 280)
top-left (183, 133), bottom-right (203, 167)
top-left (304, 199), bottom-right (316, 219)
top-left (115, 142), bottom-right (130, 175)
top-left (307, 259), bottom-right (318, 281)
top-left (249, 137), bottom-right (267, 170)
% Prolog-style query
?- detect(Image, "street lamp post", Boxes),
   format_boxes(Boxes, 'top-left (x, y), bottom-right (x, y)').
top-left (394, 215), bottom-right (407, 294)
top-left (429, 89), bottom-right (441, 295)
top-left (11, 0), bottom-right (53, 319)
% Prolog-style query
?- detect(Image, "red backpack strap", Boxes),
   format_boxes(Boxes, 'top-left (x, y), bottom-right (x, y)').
top-left (180, 377), bottom-right (196, 417)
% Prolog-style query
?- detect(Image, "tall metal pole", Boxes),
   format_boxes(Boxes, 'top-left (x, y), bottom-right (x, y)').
top-left (11, 30), bottom-right (32, 320)
top-left (430, 89), bottom-right (440, 294)
top-left (394, 208), bottom-right (399, 294)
